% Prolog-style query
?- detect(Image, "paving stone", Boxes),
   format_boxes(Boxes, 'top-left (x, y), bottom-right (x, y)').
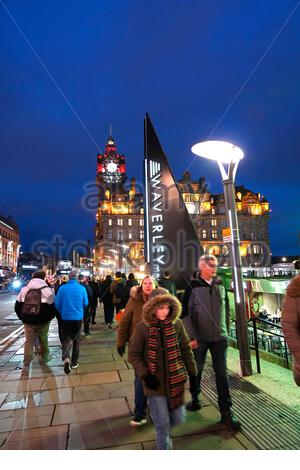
top-left (68, 416), bottom-right (155, 449)
top-left (77, 361), bottom-right (128, 373)
top-left (71, 354), bottom-right (113, 363)
top-left (119, 369), bottom-right (134, 382)
top-left (143, 431), bottom-right (247, 450)
top-left (1, 424), bottom-right (68, 450)
top-left (101, 382), bottom-right (134, 399)
top-left (53, 397), bottom-right (129, 426)
top-left (0, 405), bottom-right (54, 432)
top-left (0, 394), bottom-right (7, 408)
top-left (41, 376), bottom-right (64, 390)
top-left (0, 432), bottom-right (9, 448)
top-left (0, 378), bottom-right (44, 394)
top-left (104, 443), bottom-right (143, 450)
top-left (62, 371), bottom-right (120, 388)
top-left (72, 384), bottom-right (110, 402)
top-left (22, 388), bottom-right (73, 407)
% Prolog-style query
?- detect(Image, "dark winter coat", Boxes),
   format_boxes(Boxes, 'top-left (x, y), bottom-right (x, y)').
top-left (158, 276), bottom-right (177, 296)
top-left (282, 275), bottom-right (300, 386)
top-left (128, 291), bottom-right (197, 397)
top-left (88, 281), bottom-right (99, 306)
top-left (99, 280), bottom-right (113, 305)
top-left (116, 286), bottom-right (146, 348)
top-left (182, 272), bottom-right (230, 342)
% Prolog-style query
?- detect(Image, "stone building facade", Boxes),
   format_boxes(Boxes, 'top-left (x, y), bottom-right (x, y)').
top-left (0, 214), bottom-right (20, 273)
top-left (95, 139), bottom-right (270, 273)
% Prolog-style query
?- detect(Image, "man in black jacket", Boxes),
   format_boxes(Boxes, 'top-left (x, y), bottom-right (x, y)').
top-left (182, 254), bottom-right (241, 431)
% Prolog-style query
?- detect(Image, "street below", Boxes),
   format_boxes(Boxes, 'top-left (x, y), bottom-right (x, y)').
top-left (0, 292), bottom-right (21, 343)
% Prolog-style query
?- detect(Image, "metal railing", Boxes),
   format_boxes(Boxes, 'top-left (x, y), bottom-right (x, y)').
top-left (230, 317), bottom-right (290, 374)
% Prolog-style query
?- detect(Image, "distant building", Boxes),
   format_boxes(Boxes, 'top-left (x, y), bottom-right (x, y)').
top-left (95, 139), bottom-right (271, 272)
top-left (0, 215), bottom-right (20, 273)
top-left (94, 135), bottom-right (144, 274)
top-left (177, 171), bottom-right (270, 266)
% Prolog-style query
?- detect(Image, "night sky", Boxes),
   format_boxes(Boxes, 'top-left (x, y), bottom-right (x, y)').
top-left (1, 1), bottom-right (299, 257)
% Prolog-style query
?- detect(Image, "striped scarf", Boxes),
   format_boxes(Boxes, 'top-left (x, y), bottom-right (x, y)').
top-left (147, 317), bottom-right (187, 410)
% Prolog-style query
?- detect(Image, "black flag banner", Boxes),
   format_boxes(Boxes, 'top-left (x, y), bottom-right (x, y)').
top-left (144, 113), bottom-right (202, 289)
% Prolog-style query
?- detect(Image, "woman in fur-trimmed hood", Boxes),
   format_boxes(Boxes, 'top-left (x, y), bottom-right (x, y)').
top-left (282, 275), bottom-right (300, 386)
top-left (128, 288), bottom-right (197, 450)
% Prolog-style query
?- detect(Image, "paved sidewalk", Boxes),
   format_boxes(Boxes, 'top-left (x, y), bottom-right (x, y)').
top-left (0, 306), bottom-right (298, 450)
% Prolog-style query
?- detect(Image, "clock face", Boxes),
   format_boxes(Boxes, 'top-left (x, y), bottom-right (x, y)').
top-left (107, 162), bottom-right (118, 173)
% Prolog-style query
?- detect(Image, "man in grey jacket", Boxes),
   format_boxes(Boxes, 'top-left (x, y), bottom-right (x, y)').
top-left (182, 254), bottom-right (241, 431)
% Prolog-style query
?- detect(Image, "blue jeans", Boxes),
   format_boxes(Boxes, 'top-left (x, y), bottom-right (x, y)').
top-left (134, 374), bottom-right (147, 418)
top-left (192, 338), bottom-right (232, 413)
top-left (148, 396), bottom-right (185, 450)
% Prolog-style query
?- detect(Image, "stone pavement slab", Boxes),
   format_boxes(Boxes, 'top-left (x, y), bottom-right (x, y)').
top-left (1, 424), bottom-right (68, 450)
top-left (52, 397), bottom-right (129, 425)
top-left (0, 404), bottom-right (54, 432)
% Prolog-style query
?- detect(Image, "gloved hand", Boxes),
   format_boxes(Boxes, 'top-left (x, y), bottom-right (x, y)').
top-left (117, 346), bottom-right (125, 357)
top-left (142, 373), bottom-right (160, 390)
top-left (189, 375), bottom-right (199, 395)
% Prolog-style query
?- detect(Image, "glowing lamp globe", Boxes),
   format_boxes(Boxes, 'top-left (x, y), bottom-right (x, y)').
top-left (191, 140), bottom-right (244, 164)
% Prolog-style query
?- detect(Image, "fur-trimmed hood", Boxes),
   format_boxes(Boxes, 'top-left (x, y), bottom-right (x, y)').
top-left (129, 285), bottom-right (143, 301)
top-left (142, 291), bottom-right (182, 325)
top-left (286, 275), bottom-right (300, 298)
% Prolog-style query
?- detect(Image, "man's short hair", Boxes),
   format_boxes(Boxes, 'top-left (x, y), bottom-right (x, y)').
top-left (199, 254), bottom-right (218, 266)
top-left (68, 270), bottom-right (78, 280)
top-left (32, 270), bottom-right (46, 280)
top-left (115, 271), bottom-right (122, 278)
top-left (164, 271), bottom-right (170, 277)
top-left (78, 274), bottom-right (85, 282)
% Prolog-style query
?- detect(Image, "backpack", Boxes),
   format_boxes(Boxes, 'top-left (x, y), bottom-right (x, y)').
top-left (115, 281), bottom-right (127, 303)
top-left (22, 286), bottom-right (49, 316)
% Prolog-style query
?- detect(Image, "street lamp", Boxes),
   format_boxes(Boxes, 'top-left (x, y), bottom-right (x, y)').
top-left (191, 140), bottom-right (252, 376)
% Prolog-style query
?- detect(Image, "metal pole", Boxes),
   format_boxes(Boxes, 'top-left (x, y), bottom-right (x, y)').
top-left (222, 164), bottom-right (252, 376)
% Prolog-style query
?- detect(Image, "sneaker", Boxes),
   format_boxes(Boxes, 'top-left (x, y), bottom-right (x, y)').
top-left (71, 361), bottom-right (79, 369)
top-left (108, 323), bottom-right (113, 329)
top-left (220, 411), bottom-right (241, 431)
top-left (186, 399), bottom-right (202, 412)
top-left (64, 360), bottom-right (71, 375)
top-left (130, 416), bottom-right (147, 427)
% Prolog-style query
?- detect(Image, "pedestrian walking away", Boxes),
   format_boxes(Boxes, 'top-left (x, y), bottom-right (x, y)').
top-left (99, 274), bottom-right (114, 328)
top-left (55, 270), bottom-right (88, 374)
top-left (128, 288), bottom-right (197, 450)
top-left (78, 274), bottom-right (94, 336)
top-left (117, 275), bottom-right (157, 426)
top-left (88, 276), bottom-right (100, 324)
top-left (14, 270), bottom-right (56, 378)
top-left (181, 254), bottom-right (241, 431)
top-left (158, 271), bottom-right (177, 296)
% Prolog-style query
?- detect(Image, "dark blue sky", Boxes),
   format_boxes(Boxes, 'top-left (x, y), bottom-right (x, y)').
top-left (1, 0), bottom-right (299, 256)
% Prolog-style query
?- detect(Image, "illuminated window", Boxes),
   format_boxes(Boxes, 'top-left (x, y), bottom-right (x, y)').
top-left (117, 219), bottom-right (123, 226)
top-left (140, 230), bottom-right (144, 239)
top-left (140, 208), bottom-right (144, 214)
top-left (128, 219), bottom-right (132, 226)
top-left (212, 229), bottom-right (218, 239)
top-left (139, 219), bottom-right (144, 226)
top-left (108, 219), bottom-right (112, 226)
top-left (202, 229), bottom-right (207, 239)
top-left (128, 231), bottom-right (132, 240)
top-left (108, 230), bottom-right (113, 240)
top-left (253, 244), bottom-right (261, 254)
top-left (211, 219), bottom-right (217, 226)
top-left (212, 208), bottom-right (215, 215)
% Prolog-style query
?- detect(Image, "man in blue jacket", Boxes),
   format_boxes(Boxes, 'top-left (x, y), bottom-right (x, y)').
top-left (55, 270), bottom-right (88, 374)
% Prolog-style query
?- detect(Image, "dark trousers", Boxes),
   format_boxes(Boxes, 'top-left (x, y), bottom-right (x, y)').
top-left (134, 373), bottom-right (147, 419)
top-left (192, 338), bottom-right (232, 414)
top-left (61, 320), bottom-right (82, 363)
top-left (103, 302), bottom-right (114, 325)
top-left (83, 306), bottom-right (91, 334)
top-left (90, 303), bottom-right (97, 322)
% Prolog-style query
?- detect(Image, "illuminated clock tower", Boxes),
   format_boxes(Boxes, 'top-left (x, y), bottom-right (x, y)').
top-left (97, 134), bottom-right (126, 186)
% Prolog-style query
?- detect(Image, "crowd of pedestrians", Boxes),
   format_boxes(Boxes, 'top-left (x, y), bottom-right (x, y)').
top-left (13, 258), bottom-right (300, 450)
